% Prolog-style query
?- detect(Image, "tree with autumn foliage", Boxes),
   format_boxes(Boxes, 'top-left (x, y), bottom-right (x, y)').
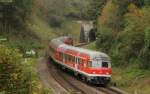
top-left (96, 0), bottom-right (150, 68)
top-left (0, 46), bottom-right (31, 93)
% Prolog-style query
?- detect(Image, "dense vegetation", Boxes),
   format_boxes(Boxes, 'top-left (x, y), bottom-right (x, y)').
top-left (36, 0), bottom-right (110, 26)
top-left (95, 0), bottom-right (150, 69)
top-left (0, 46), bottom-right (30, 93)
top-left (0, 0), bottom-right (81, 93)
top-left (79, 0), bottom-right (150, 93)
top-left (0, 0), bottom-right (50, 93)
top-left (0, 0), bottom-right (150, 93)
top-left (0, 0), bottom-right (33, 29)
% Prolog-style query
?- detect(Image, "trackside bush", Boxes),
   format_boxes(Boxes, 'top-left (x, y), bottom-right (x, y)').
top-left (0, 46), bottom-right (30, 94)
top-left (96, 27), bottom-right (114, 53)
top-left (139, 27), bottom-right (150, 69)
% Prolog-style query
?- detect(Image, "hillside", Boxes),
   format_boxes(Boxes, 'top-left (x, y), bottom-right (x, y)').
top-left (84, 0), bottom-right (150, 93)
top-left (0, 0), bottom-right (150, 94)
top-left (0, 0), bottom-right (81, 93)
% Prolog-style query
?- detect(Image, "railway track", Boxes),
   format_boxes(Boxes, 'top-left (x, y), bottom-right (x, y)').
top-left (47, 59), bottom-right (86, 94)
top-left (46, 58), bottom-right (128, 94)
top-left (96, 87), bottom-right (128, 94)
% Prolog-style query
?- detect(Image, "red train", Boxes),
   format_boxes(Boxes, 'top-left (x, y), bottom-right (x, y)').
top-left (49, 37), bottom-right (112, 85)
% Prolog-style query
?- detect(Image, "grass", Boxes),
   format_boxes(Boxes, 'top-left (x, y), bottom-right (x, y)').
top-left (112, 67), bottom-right (150, 94)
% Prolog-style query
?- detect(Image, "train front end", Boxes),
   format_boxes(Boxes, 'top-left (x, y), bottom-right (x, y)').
top-left (86, 53), bottom-right (112, 85)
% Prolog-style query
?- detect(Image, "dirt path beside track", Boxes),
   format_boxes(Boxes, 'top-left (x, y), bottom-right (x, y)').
top-left (37, 57), bottom-right (67, 94)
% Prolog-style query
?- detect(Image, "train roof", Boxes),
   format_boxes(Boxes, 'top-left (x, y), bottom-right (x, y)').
top-left (50, 39), bottom-right (64, 48)
top-left (59, 44), bottom-right (110, 60)
top-left (50, 37), bottom-right (110, 60)
top-left (50, 36), bottom-right (72, 48)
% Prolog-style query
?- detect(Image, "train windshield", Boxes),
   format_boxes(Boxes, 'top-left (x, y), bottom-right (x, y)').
top-left (102, 62), bottom-right (109, 68)
top-left (92, 59), bottom-right (101, 68)
top-left (92, 57), bottom-right (110, 68)
top-left (92, 60), bottom-right (110, 68)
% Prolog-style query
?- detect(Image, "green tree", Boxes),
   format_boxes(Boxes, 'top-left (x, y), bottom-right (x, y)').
top-left (96, 0), bottom-right (119, 53)
top-left (66, 0), bottom-right (90, 19)
top-left (144, 0), bottom-right (150, 6)
top-left (13, 0), bottom-right (33, 28)
top-left (0, 46), bottom-right (30, 93)
top-left (87, 0), bottom-right (106, 20)
top-left (140, 27), bottom-right (150, 69)
top-left (111, 4), bottom-right (150, 66)
top-left (96, 27), bottom-right (114, 53)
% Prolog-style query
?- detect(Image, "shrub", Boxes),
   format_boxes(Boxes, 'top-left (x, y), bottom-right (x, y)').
top-left (111, 5), bottom-right (150, 67)
top-left (96, 27), bottom-right (114, 53)
top-left (139, 27), bottom-right (150, 69)
top-left (0, 46), bottom-right (30, 94)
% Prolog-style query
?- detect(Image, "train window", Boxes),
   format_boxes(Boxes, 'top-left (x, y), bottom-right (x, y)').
top-left (82, 59), bottom-right (85, 63)
top-left (67, 55), bottom-right (69, 61)
top-left (64, 54), bottom-right (67, 61)
top-left (102, 62), bottom-right (108, 68)
top-left (82, 59), bottom-right (84, 62)
top-left (87, 61), bottom-right (92, 68)
top-left (59, 52), bottom-right (62, 58)
top-left (59, 52), bottom-right (61, 57)
top-left (80, 58), bottom-right (83, 63)
top-left (78, 58), bottom-right (82, 64)
top-left (73, 56), bottom-right (75, 62)
top-left (61, 53), bottom-right (63, 58)
top-left (69, 55), bottom-right (72, 62)
top-left (66, 54), bottom-right (73, 62)
top-left (71, 56), bottom-right (75, 62)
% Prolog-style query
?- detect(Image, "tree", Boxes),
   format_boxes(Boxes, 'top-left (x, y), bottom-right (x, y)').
top-left (96, 1), bottom-right (150, 68)
top-left (139, 7), bottom-right (150, 69)
top-left (7, 0), bottom-right (33, 28)
top-left (0, 46), bottom-right (31, 93)
top-left (144, 0), bottom-right (150, 6)
top-left (140, 27), bottom-right (150, 69)
top-left (111, 4), bottom-right (150, 66)
top-left (87, 0), bottom-right (107, 20)
top-left (65, 0), bottom-right (90, 19)
top-left (96, 0), bottom-right (120, 53)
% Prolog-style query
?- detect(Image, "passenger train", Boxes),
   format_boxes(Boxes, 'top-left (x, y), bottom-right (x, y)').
top-left (48, 37), bottom-right (112, 85)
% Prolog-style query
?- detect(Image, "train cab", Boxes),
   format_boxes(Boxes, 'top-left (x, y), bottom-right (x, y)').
top-left (86, 54), bottom-right (112, 84)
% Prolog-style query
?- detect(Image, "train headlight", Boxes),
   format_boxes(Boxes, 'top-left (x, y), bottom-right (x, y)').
top-left (106, 72), bottom-right (109, 75)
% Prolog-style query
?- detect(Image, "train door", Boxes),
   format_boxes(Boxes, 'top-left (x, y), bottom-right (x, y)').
top-left (75, 57), bottom-right (80, 70)
top-left (63, 52), bottom-right (65, 63)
